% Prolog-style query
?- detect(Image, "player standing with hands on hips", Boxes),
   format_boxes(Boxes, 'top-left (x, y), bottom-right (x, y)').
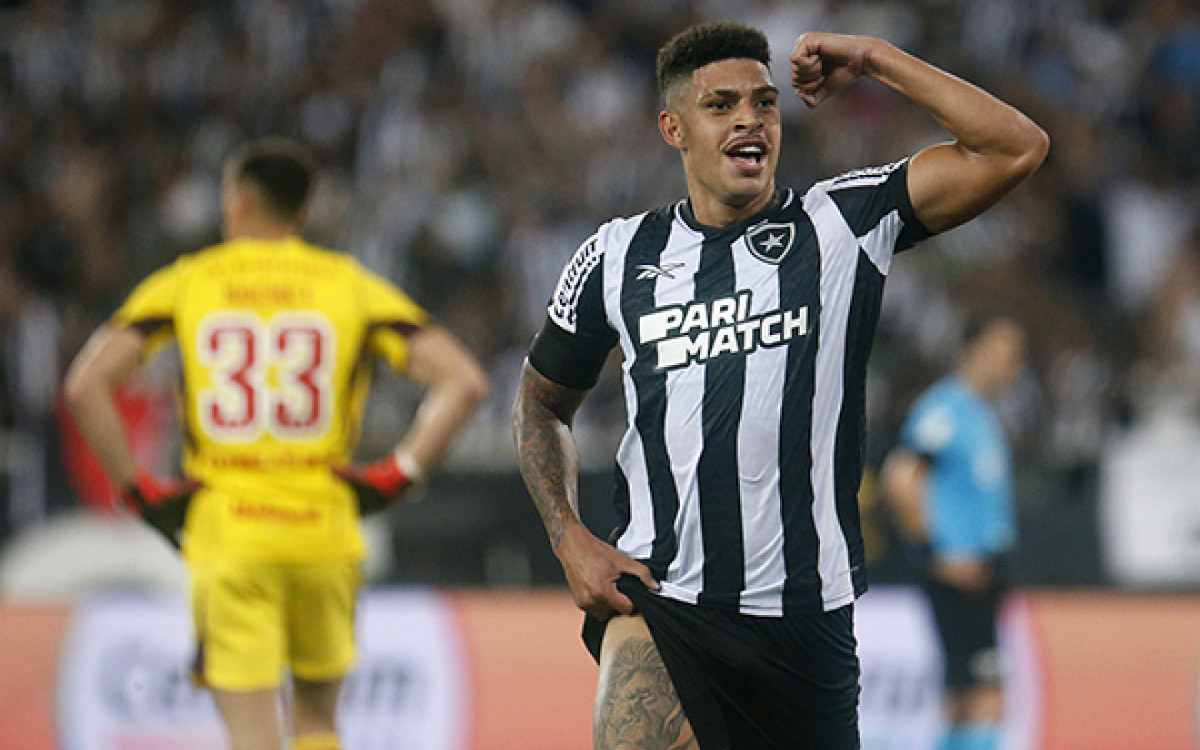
top-left (883, 314), bottom-right (1027, 750)
top-left (65, 138), bottom-right (488, 750)
top-left (514, 22), bottom-right (1047, 750)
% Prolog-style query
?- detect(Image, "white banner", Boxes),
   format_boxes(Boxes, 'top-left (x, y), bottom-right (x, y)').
top-left (55, 586), bottom-right (1035, 750)
top-left (57, 590), bottom-right (466, 750)
top-left (856, 588), bottom-right (943, 750)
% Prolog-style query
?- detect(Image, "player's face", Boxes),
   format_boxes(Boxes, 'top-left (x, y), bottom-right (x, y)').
top-left (659, 58), bottom-right (781, 222)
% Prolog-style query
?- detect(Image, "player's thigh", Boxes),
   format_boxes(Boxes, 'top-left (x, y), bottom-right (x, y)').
top-left (594, 614), bottom-right (698, 750)
top-left (191, 560), bottom-right (287, 690)
top-left (284, 561), bottom-right (363, 682)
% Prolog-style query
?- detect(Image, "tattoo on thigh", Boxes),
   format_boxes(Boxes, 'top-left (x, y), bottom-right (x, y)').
top-left (595, 638), bottom-right (694, 750)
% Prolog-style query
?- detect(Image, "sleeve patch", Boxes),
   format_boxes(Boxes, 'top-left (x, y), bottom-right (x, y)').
top-left (548, 236), bottom-right (602, 333)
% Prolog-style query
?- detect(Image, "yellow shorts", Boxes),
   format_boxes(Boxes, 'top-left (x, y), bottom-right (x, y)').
top-left (190, 559), bottom-right (363, 691)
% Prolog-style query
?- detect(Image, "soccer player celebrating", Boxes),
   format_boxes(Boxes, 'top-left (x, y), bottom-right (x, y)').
top-left (65, 138), bottom-right (488, 750)
top-left (513, 22), bottom-right (1047, 750)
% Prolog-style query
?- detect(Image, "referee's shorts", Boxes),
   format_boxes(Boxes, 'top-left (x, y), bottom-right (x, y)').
top-left (923, 559), bottom-right (1008, 692)
top-left (584, 575), bottom-right (861, 750)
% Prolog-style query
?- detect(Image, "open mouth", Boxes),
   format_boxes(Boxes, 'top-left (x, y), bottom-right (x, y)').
top-left (726, 142), bottom-right (767, 169)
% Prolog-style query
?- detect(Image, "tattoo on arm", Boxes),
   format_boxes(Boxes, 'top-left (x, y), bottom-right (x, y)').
top-left (512, 362), bottom-right (587, 549)
top-left (595, 638), bottom-right (694, 750)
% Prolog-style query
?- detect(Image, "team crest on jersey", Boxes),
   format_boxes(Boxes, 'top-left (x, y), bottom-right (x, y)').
top-left (745, 222), bottom-right (795, 264)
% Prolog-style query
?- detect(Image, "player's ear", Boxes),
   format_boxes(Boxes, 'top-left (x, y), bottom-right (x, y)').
top-left (659, 109), bottom-right (686, 150)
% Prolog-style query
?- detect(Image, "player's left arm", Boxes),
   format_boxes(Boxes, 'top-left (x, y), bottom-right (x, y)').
top-left (791, 32), bottom-right (1049, 234)
top-left (338, 323), bottom-right (489, 509)
top-left (393, 324), bottom-right (490, 475)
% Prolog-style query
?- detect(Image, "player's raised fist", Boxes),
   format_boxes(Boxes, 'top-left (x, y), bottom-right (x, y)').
top-left (790, 32), bottom-right (878, 108)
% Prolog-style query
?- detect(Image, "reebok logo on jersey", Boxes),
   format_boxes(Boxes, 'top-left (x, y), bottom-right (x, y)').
top-left (638, 290), bottom-right (809, 370)
top-left (635, 261), bottom-right (686, 280)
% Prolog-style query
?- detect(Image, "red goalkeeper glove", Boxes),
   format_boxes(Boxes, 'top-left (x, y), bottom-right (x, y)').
top-left (334, 450), bottom-right (423, 516)
top-left (121, 471), bottom-right (203, 549)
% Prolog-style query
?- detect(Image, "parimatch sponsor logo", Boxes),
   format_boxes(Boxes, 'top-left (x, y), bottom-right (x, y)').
top-left (638, 290), bottom-right (809, 370)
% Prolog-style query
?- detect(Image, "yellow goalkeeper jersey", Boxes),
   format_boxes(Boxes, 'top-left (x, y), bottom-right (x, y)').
top-left (113, 236), bottom-right (428, 563)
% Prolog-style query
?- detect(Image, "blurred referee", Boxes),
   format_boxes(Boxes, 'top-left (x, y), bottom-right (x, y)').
top-left (884, 314), bottom-right (1027, 750)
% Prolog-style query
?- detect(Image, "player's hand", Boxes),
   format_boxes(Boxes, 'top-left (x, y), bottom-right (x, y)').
top-left (334, 450), bottom-right (421, 516)
top-left (931, 557), bottom-right (992, 592)
top-left (121, 472), bottom-right (202, 549)
top-left (790, 33), bottom-right (880, 108)
top-left (555, 523), bottom-right (659, 620)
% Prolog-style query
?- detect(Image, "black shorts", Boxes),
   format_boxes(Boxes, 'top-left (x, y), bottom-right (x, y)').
top-left (584, 576), bottom-right (861, 750)
top-left (923, 564), bottom-right (1007, 691)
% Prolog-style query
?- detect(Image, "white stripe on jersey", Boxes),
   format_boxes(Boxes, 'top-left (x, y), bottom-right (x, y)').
top-left (656, 226), bottom-right (706, 593)
top-left (859, 209), bottom-right (904, 274)
top-left (805, 186), bottom-right (860, 610)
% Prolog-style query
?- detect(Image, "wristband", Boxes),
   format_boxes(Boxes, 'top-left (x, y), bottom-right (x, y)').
top-left (392, 448), bottom-right (425, 484)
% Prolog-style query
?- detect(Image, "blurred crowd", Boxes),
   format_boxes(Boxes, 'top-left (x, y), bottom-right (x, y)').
top-left (1, 0), bottom-right (1199, 571)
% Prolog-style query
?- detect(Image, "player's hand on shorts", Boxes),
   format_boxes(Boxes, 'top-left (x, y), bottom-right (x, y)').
top-left (334, 450), bottom-right (421, 516)
top-left (555, 523), bottom-right (659, 619)
top-left (121, 471), bottom-right (202, 549)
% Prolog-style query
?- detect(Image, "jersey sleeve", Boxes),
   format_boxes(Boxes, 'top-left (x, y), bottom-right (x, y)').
top-left (358, 266), bottom-right (431, 373)
top-left (901, 394), bottom-right (957, 461)
top-left (825, 158), bottom-right (934, 262)
top-left (111, 260), bottom-right (186, 352)
top-left (528, 233), bottom-right (617, 389)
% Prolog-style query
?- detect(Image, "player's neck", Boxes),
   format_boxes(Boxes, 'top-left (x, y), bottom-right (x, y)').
top-left (957, 362), bottom-right (999, 398)
top-left (225, 219), bottom-right (297, 242)
top-left (685, 182), bottom-right (776, 228)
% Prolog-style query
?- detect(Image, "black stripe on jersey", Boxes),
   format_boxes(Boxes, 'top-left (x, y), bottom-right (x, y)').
top-left (777, 206), bottom-right (824, 615)
top-left (834, 250), bottom-right (886, 598)
top-left (695, 229), bottom-right (746, 611)
top-left (620, 207), bottom-right (680, 580)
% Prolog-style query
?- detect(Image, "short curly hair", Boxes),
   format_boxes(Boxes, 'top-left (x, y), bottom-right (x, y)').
top-left (655, 22), bottom-right (771, 107)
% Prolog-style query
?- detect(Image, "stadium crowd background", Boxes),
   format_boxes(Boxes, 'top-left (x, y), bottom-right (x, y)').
top-left (0, 0), bottom-right (1198, 590)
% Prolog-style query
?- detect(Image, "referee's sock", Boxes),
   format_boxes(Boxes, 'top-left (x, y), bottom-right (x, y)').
top-left (291, 732), bottom-right (340, 750)
top-left (936, 726), bottom-right (968, 750)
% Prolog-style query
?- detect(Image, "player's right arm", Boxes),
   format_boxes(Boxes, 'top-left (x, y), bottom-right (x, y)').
top-left (513, 228), bottom-right (657, 619)
top-left (513, 361), bottom-right (657, 619)
top-left (880, 447), bottom-right (930, 543)
top-left (63, 323), bottom-right (145, 488)
top-left (65, 321), bottom-right (200, 546)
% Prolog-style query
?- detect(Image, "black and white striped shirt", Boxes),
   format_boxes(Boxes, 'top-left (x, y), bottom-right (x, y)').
top-left (529, 159), bottom-right (932, 616)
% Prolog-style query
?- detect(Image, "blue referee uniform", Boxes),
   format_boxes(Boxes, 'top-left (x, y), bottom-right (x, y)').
top-left (901, 376), bottom-right (1015, 561)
